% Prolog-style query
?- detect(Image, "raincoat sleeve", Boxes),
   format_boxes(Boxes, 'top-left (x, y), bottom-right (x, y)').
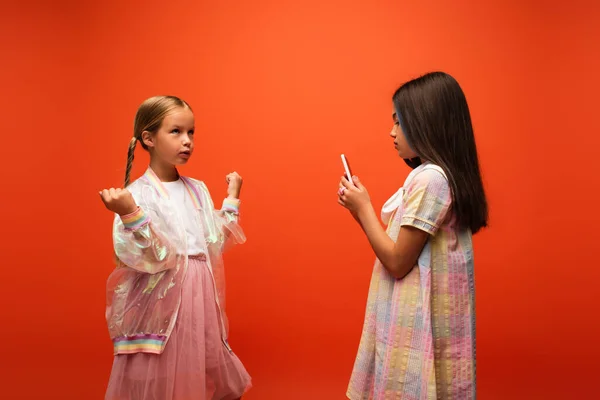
top-left (112, 196), bottom-right (178, 274)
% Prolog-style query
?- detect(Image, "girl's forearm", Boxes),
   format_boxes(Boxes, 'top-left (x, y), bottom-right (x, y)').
top-left (356, 204), bottom-right (396, 271)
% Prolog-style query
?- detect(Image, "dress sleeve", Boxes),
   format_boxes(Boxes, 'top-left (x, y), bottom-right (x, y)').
top-left (400, 168), bottom-right (452, 235)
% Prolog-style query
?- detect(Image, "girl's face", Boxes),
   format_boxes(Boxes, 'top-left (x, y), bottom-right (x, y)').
top-left (143, 106), bottom-right (196, 166)
top-left (390, 109), bottom-right (417, 159)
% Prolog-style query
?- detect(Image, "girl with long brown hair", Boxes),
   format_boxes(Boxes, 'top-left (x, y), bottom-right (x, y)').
top-left (339, 72), bottom-right (487, 399)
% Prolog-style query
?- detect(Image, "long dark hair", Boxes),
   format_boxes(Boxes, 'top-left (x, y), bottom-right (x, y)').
top-left (393, 72), bottom-right (488, 234)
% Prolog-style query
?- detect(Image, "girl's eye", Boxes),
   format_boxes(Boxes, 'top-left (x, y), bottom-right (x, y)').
top-left (171, 129), bottom-right (180, 134)
top-left (188, 130), bottom-right (194, 136)
top-left (394, 121), bottom-right (400, 126)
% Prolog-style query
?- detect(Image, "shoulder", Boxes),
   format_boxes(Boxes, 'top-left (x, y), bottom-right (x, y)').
top-left (126, 176), bottom-right (161, 206)
top-left (401, 164), bottom-right (453, 230)
top-left (408, 164), bottom-right (449, 189)
top-left (182, 176), bottom-right (202, 185)
top-left (181, 176), bottom-right (214, 204)
top-left (181, 176), bottom-right (208, 191)
top-left (125, 176), bottom-right (147, 196)
top-left (404, 164), bottom-right (451, 205)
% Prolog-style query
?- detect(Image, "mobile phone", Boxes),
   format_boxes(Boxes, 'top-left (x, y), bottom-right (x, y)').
top-left (341, 154), bottom-right (354, 185)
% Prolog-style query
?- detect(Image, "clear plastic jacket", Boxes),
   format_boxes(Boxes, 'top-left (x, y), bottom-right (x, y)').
top-left (105, 168), bottom-right (245, 355)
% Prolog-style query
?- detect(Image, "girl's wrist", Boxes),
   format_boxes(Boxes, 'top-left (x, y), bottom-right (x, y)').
top-left (227, 188), bottom-right (240, 198)
top-left (357, 202), bottom-right (375, 223)
top-left (223, 197), bottom-right (241, 214)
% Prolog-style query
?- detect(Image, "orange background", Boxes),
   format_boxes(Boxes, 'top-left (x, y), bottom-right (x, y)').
top-left (1, 0), bottom-right (599, 398)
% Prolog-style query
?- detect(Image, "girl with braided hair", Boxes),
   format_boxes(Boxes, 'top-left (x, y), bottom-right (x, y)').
top-left (100, 95), bottom-right (251, 400)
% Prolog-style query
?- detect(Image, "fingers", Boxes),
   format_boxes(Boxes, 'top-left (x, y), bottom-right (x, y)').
top-left (341, 176), bottom-right (355, 190)
top-left (352, 176), bottom-right (364, 189)
top-left (100, 188), bottom-right (127, 202)
top-left (339, 175), bottom-right (364, 192)
top-left (226, 172), bottom-right (242, 181)
top-left (99, 189), bottom-right (110, 203)
top-left (338, 178), bottom-right (354, 198)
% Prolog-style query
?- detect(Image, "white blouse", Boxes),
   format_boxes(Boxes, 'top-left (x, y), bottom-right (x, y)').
top-left (162, 179), bottom-right (206, 256)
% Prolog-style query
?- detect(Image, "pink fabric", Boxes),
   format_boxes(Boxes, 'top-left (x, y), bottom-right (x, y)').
top-left (105, 257), bottom-right (251, 400)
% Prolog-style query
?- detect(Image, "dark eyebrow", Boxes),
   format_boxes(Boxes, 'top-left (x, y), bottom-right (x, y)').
top-left (392, 112), bottom-right (397, 120)
top-left (171, 125), bottom-right (195, 130)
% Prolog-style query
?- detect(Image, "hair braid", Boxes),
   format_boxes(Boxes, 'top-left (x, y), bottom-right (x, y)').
top-left (124, 137), bottom-right (137, 187)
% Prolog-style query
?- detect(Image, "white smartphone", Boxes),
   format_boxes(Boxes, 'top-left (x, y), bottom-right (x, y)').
top-left (341, 154), bottom-right (354, 185)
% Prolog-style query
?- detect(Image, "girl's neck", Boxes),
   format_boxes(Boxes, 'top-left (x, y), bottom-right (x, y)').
top-left (149, 158), bottom-right (179, 182)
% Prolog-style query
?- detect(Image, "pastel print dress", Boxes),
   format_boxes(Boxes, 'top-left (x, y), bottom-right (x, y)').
top-left (347, 163), bottom-right (477, 400)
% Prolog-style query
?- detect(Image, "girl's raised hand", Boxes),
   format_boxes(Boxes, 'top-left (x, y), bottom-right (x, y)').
top-left (99, 188), bottom-right (138, 216)
top-left (226, 172), bottom-right (243, 199)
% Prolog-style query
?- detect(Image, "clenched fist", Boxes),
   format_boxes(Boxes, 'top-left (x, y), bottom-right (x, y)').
top-left (99, 188), bottom-right (138, 216)
top-left (226, 172), bottom-right (243, 199)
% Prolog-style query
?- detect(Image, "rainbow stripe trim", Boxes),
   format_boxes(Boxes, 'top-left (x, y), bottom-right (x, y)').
top-left (180, 177), bottom-right (202, 209)
top-left (120, 207), bottom-right (149, 230)
top-left (222, 198), bottom-right (240, 214)
top-left (113, 334), bottom-right (167, 355)
top-left (144, 168), bottom-right (169, 198)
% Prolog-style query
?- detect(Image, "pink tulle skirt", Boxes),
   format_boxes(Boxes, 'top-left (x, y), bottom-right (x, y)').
top-left (105, 257), bottom-right (251, 400)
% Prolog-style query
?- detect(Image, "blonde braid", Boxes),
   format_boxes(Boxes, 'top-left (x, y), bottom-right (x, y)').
top-left (124, 137), bottom-right (137, 187)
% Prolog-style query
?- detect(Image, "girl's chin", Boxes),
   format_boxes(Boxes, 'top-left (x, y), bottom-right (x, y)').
top-left (397, 150), bottom-right (417, 159)
top-left (173, 157), bottom-right (191, 165)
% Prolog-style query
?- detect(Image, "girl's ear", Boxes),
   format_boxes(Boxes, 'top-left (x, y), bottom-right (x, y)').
top-left (141, 131), bottom-right (154, 148)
